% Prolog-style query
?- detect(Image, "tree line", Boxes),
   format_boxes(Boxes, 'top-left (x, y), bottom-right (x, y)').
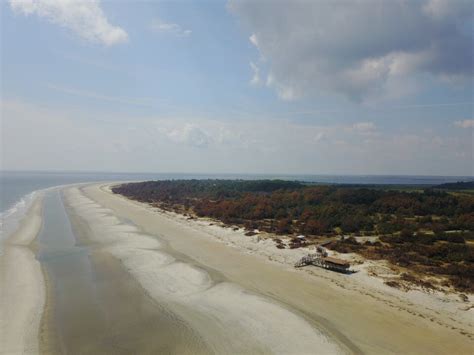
top-left (113, 180), bottom-right (474, 235)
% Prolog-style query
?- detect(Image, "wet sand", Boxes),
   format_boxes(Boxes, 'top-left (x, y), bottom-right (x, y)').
top-left (78, 182), bottom-right (473, 355)
top-left (39, 190), bottom-right (209, 354)
top-left (64, 185), bottom-right (346, 354)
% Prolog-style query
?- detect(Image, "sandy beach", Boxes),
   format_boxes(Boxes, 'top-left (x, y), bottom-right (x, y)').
top-left (64, 185), bottom-right (346, 354)
top-left (4, 0), bottom-right (473, 351)
top-left (1, 182), bottom-right (472, 354)
top-left (74, 182), bottom-right (473, 354)
top-left (0, 194), bottom-right (45, 354)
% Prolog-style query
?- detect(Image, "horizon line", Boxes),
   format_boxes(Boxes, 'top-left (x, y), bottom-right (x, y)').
top-left (1, 169), bottom-right (473, 179)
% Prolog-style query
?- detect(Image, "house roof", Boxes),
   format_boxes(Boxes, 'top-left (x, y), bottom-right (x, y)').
top-left (322, 256), bottom-right (350, 267)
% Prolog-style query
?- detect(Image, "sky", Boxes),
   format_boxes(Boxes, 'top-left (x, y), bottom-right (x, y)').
top-left (1, 0), bottom-right (473, 176)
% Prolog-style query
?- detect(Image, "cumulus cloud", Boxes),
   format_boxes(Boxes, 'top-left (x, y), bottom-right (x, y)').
top-left (454, 119), bottom-right (474, 128)
top-left (229, 0), bottom-right (473, 101)
top-left (9, 0), bottom-right (128, 46)
top-left (150, 19), bottom-right (191, 37)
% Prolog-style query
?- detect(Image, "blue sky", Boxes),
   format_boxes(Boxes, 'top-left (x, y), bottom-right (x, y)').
top-left (1, 0), bottom-right (473, 175)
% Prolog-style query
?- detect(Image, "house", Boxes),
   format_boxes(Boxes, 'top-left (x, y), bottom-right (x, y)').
top-left (294, 252), bottom-right (351, 273)
top-left (321, 256), bottom-right (350, 272)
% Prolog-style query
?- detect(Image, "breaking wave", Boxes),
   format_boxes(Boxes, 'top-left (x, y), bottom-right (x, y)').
top-left (0, 191), bottom-right (38, 255)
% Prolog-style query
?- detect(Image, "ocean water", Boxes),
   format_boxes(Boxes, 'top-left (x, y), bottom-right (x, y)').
top-left (1, 170), bottom-right (472, 243)
top-left (0, 171), bottom-right (170, 244)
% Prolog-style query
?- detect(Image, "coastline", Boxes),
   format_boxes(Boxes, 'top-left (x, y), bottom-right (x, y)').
top-left (64, 184), bottom-right (347, 354)
top-left (1, 181), bottom-right (471, 353)
top-left (124, 191), bottom-right (474, 327)
top-left (82, 182), bottom-right (473, 354)
top-left (59, 188), bottom-right (211, 354)
top-left (0, 194), bottom-right (45, 354)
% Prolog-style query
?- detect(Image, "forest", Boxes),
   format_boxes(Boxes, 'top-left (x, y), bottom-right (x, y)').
top-left (113, 179), bottom-right (474, 291)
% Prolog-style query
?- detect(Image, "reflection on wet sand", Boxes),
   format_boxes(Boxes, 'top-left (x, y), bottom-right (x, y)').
top-left (39, 191), bottom-right (210, 354)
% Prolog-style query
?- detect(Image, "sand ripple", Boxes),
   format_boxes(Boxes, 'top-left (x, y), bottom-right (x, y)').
top-left (65, 186), bottom-right (344, 354)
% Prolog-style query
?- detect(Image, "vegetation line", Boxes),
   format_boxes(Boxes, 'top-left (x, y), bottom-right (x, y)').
top-left (113, 179), bottom-right (474, 293)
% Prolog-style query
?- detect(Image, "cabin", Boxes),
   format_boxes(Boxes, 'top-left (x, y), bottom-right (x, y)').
top-left (294, 251), bottom-right (351, 273)
top-left (320, 256), bottom-right (350, 272)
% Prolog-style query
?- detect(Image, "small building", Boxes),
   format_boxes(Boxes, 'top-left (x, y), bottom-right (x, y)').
top-left (321, 256), bottom-right (350, 272)
top-left (294, 253), bottom-right (351, 273)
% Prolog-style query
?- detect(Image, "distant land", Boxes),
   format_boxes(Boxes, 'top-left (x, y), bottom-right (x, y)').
top-left (434, 181), bottom-right (474, 190)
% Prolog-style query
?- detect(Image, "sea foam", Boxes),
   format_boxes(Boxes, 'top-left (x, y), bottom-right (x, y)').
top-left (0, 191), bottom-right (37, 252)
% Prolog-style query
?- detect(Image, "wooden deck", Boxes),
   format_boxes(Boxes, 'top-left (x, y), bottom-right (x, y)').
top-left (295, 253), bottom-right (351, 273)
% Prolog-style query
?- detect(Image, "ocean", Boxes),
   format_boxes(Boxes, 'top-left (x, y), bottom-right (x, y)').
top-left (1, 170), bottom-right (472, 244)
top-left (0, 171), bottom-right (163, 244)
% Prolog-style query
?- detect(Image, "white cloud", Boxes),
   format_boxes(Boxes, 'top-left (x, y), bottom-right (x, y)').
top-left (9, 0), bottom-right (128, 46)
top-left (2, 99), bottom-right (472, 175)
top-left (150, 19), bottom-right (191, 37)
top-left (454, 119), bottom-right (474, 128)
top-left (266, 73), bottom-right (298, 101)
top-left (249, 33), bottom-right (258, 47)
top-left (230, 0), bottom-right (473, 102)
top-left (249, 61), bottom-right (261, 85)
top-left (164, 124), bottom-right (212, 148)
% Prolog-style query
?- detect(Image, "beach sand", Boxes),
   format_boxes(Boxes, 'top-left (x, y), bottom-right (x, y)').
top-left (2, 182), bottom-right (472, 354)
top-left (74, 182), bottom-right (473, 355)
top-left (64, 185), bottom-right (346, 354)
top-left (0, 195), bottom-right (45, 354)
top-left (53, 189), bottom-right (210, 354)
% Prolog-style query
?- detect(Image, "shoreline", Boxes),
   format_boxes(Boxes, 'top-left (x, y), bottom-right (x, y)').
top-left (0, 194), bottom-right (45, 354)
top-left (1, 181), bottom-right (472, 353)
top-left (65, 184), bottom-right (348, 354)
top-left (86, 182), bottom-right (473, 354)
top-left (107, 184), bottom-right (474, 322)
top-left (60, 188), bottom-right (211, 354)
